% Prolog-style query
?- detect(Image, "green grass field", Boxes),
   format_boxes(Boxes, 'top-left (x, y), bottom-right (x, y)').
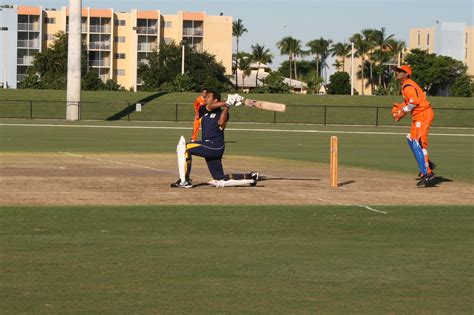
top-left (0, 90), bottom-right (472, 127)
top-left (1, 90), bottom-right (473, 313)
top-left (1, 205), bottom-right (472, 313)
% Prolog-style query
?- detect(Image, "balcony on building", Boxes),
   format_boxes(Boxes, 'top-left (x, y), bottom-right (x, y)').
top-left (89, 51), bottom-right (111, 68)
top-left (18, 15), bottom-right (40, 32)
top-left (17, 32), bottom-right (41, 49)
top-left (182, 20), bottom-right (203, 37)
top-left (136, 18), bottom-right (159, 35)
top-left (89, 17), bottom-right (111, 34)
top-left (17, 55), bottom-right (35, 66)
top-left (137, 40), bottom-right (157, 52)
top-left (89, 34), bottom-right (111, 50)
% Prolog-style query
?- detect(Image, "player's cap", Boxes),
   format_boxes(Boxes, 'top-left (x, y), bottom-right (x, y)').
top-left (394, 65), bottom-right (412, 76)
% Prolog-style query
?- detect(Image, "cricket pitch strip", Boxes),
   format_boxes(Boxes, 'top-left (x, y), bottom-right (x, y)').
top-left (1, 153), bottom-right (472, 206)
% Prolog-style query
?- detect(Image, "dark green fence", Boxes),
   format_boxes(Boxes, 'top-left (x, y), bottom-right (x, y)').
top-left (0, 99), bottom-right (472, 127)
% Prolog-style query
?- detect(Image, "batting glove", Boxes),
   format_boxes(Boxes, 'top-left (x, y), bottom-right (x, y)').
top-left (234, 94), bottom-right (244, 107)
top-left (225, 94), bottom-right (237, 107)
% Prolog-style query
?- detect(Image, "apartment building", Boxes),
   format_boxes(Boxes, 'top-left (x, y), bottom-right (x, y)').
top-left (0, 5), bottom-right (232, 90)
top-left (409, 22), bottom-right (474, 76)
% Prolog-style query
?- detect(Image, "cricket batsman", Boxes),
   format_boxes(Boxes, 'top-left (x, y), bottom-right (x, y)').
top-left (392, 65), bottom-right (436, 187)
top-left (171, 90), bottom-right (258, 188)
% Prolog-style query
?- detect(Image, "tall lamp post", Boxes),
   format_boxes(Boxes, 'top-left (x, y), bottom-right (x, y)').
top-left (66, 0), bottom-right (82, 121)
top-left (1, 27), bottom-right (8, 89)
top-left (350, 41), bottom-right (354, 96)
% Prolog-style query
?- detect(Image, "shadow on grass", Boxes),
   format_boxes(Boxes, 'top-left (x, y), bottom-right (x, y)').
top-left (105, 91), bottom-right (168, 121)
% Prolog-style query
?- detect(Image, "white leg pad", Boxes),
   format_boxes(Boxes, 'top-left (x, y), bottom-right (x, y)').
top-left (176, 136), bottom-right (186, 183)
top-left (208, 179), bottom-right (255, 187)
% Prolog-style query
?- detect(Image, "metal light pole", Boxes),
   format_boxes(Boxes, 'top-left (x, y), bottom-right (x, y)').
top-left (66, 0), bottom-right (82, 121)
top-left (1, 27), bottom-right (8, 89)
top-left (350, 42), bottom-right (354, 96)
top-left (181, 44), bottom-right (185, 74)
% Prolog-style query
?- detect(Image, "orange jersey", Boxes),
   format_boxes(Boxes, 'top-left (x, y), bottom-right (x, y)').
top-left (193, 95), bottom-right (206, 112)
top-left (401, 79), bottom-right (432, 118)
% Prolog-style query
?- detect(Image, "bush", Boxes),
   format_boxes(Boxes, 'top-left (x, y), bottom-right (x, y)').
top-left (449, 75), bottom-right (472, 97)
top-left (327, 72), bottom-right (351, 95)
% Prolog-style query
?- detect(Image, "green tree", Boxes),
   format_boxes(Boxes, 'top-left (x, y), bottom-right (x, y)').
top-left (277, 37), bottom-right (307, 83)
top-left (306, 37), bottom-right (333, 81)
top-left (232, 19), bottom-right (248, 89)
top-left (449, 75), bottom-right (472, 97)
top-left (236, 52), bottom-right (252, 88)
top-left (330, 42), bottom-right (351, 72)
top-left (404, 49), bottom-right (469, 96)
top-left (278, 60), bottom-right (316, 80)
top-left (81, 69), bottom-right (105, 91)
top-left (327, 71), bottom-right (351, 95)
top-left (255, 72), bottom-right (290, 94)
top-left (103, 79), bottom-right (123, 91)
top-left (251, 44), bottom-right (273, 87)
top-left (138, 42), bottom-right (231, 92)
top-left (349, 33), bottom-right (371, 95)
top-left (22, 31), bottom-right (88, 90)
top-left (172, 72), bottom-right (196, 92)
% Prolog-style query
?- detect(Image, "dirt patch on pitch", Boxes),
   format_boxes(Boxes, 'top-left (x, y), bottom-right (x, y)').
top-left (1, 153), bottom-right (472, 206)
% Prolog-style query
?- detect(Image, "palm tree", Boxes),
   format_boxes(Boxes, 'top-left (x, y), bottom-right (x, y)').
top-left (276, 37), bottom-right (305, 85)
top-left (387, 39), bottom-right (406, 65)
top-left (232, 19), bottom-right (248, 88)
top-left (307, 37), bottom-right (333, 81)
top-left (251, 44), bottom-right (273, 87)
top-left (237, 52), bottom-right (252, 88)
top-left (360, 29), bottom-right (380, 93)
top-left (349, 33), bottom-right (371, 95)
top-left (371, 27), bottom-right (395, 88)
top-left (332, 59), bottom-right (343, 71)
top-left (330, 42), bottom-right (351, 72)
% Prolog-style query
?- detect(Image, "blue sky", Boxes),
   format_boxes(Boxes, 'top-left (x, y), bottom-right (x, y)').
top-left (13, 0), bottom-right (474, 71)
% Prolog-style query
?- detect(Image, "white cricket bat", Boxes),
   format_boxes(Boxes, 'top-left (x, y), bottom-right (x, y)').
top-left (243, 99), bottom-right (286, 112)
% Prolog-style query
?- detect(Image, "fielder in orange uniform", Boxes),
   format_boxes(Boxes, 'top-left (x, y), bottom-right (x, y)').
top-left (392, 65), bottom-right (436, 187)
top-left (191, 88), bottom-right (208, 142)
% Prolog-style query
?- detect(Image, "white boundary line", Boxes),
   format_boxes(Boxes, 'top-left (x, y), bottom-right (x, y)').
top-left (317, 198), bottom-right (388, 214)
top-left (2, 123), bottom-right (473, 137)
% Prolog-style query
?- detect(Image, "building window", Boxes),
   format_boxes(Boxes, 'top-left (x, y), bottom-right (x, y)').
top-left (427, 33), bottom-right (429, 46)
top-left (466, 33), bottom-right (469, 44)
top-left (115, 19), bottom-right (126, 26)
top-left (115, 69), bottom-right (125, 76)
top-left (115, 53), bottom-right (126, 59)
top-left (163, 21), bottom-right (172, 28)
top-left (115, 36), bottom-right (126, 43)
top-left (45, 17), bottom-right (56, 24)
top-left (417, 32), bottom-right (420, 46)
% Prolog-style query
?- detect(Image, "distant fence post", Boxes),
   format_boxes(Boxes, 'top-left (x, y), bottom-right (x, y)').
top-left (78, 102), bottom-right (81, 120)
top-left (175, 103), bottom-right (178, 122)
top-left (29, 100), bottom-right (33, 119)
top-left (375, 107), bottom-right (379, 127)
top-left (127, 102), bottom-right (131, 121)
top-left (273, 111), bottom-right (277, 124)
top-left (323, 106), bottom-right (327, 125)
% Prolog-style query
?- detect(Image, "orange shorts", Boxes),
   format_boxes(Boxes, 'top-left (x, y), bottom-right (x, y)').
top-left (410, 108), bottom-right (434, 148)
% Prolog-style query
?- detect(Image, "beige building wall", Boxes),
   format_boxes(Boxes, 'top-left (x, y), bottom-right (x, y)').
top-left (408, 27), bottom-right (435, 52)
top-left (15, 5), bottom-right (233, 90)
top-left (408, 25), bottom-right (474, 76)
top-left (204, 14), bottom-right (233, 74)
top-left (465, 27), bottom-right (474, 76)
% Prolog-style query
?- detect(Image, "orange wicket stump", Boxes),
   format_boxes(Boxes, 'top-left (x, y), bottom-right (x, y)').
top-left (330, 136), bottom-right (338, 188)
